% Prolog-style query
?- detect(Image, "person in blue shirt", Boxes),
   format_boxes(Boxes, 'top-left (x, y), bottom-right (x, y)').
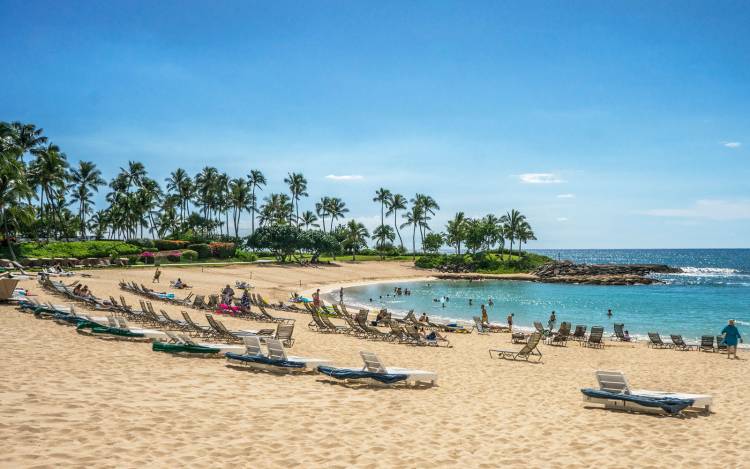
top-left (721, 319), bottom-right (743, 360)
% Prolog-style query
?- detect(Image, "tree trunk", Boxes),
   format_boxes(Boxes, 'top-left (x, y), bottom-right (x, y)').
top-left (394, 210), bottom-right (403, 249)
top-left (2, 208), bottom-right (18, 262)
top-left (412, 225), bottom-right (416, 260)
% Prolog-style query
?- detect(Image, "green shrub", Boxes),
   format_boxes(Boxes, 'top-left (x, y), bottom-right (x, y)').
top-left (129, 238), bottom-right (156, 249)
top-left (188, 243), bottom-right (211, 259)
top-left (209, 242), bottom-right (235, 259)
top-left (165, 250), bottom-right (182, 262)
top-left (154, 239), bottom-right (190, 251)
top-left (18, 241), bottom-right (142, 259)
top-left (181, 250), bottom-right (198, 261)
top-left (234, 250), bottom-right (257, 262)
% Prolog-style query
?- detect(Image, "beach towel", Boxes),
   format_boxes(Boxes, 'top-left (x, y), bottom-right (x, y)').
top-left (580, 388), bottom-right (694, 415)
top-left (225, 353), bottom-right (306, 369)
top-left (317, 366), bottom-right (408, 384)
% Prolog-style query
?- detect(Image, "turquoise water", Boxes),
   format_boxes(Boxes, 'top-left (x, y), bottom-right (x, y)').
top-left (339, 249), bottom-right (750, 341)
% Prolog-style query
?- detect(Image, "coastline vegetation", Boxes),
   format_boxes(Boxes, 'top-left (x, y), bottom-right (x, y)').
top-left (1, 121), bottom-right (546, 272)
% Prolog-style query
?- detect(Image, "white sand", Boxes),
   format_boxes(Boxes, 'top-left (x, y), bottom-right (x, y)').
top-left (2, 262), bottom-right (749, 468)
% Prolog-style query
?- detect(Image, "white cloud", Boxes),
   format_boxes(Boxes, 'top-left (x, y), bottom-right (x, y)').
top-left (325, 174), bottom-right (364, 181)
top-left (519, 173), bottom-right (565, 184)
top-left (556, 193), bottom-right (575, 199)
top-left (722, 142), bottom-right (741, 148)
top-left (556, 217), bottom-right (568, 222)
top-left (642, 199), bottom-right (750, 221)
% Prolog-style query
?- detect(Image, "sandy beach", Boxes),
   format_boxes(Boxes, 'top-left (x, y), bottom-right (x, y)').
top-left (2, 262), bottom-right (749, 468)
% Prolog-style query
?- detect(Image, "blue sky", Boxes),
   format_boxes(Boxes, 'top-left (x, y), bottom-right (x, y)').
top-left (1, 1), bottom-right (748, 248)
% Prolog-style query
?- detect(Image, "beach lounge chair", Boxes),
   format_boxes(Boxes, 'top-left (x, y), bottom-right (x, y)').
top-left (716, 336), bottom-right (728, 352)
top-left (388, 321), bottom-right (414, 344)
top-left (308, 308), bottom-right (331, 332)
top-left (316, 309), bottom-right (349, 334)
top-left (488, 332), bottom-right (543, 362)
top-left (317, 351), bottom-right (438, 386)
top-left (581, 326), bottom-right (605, 348)
top-left (569, 325), bottom-right (587, 341)
top-left (205, 314), bottom-right (272, 343)
top-left (700, 335), bottom-right (716, 352)
top-left (159, 309), bottom-right (191, 331)
top-left (404, 324), bottom-right (451, 347)
top-left (355, 310), bottom-right (392, 341)
top-left (335, 308), bottom-right (368, 337)
top-left (545, 322), bottom-right (570, 346)
top-left (153, 331), bottom-right (245, 357)
top-left (581, 370), bottom-right (712, 415)
top-left (226, 336), bottom-right (330, 373)
top-left (611, 323), bottom-right (634, 342)
top-left (670, 335), bottom-right (698, 351)
top-left (647, 332), bottom-right (672, 349)
top-left (257, 304), bottom-right (294, 324)
top-left (181, 311), bottom-right (216, 338)
top-left (473, 316), bottom-right (490, 335)
top-left (533, 321), bottom-right (550, 337)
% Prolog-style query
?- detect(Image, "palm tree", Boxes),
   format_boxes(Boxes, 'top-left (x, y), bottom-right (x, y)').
top-left (516, 220), bottom-right (536, 256)
top-left (325, 197), bottom-right (348, 232)
top-left (446, 211), bottom-right (467, 255)
top-left (29, 143), bottom-right (69, 238)
top-left (299, 210), bottom-right (319, 230)
top-left (10, 122), bottom-right (47, 165)
top-left (343, 219), bottom-right (369, 260)
top-left (228, 178), bottom-right (252, 238)
top-left (372, 224), bottom-right (395, 259)
top-left (119, 161), bottom-right (146, 193)
top-left (373, 187), bottom-right (392, 233)
top-left (502, 209), bottom-right (526, 260)
top-left (386, 193), bottom-right (407, 249)
top-left (411, 193), bottom-right (439, 246)
top-left (315, 196), bottom-right (331, 233)
top-left (165, 168), bottom-right (190, 221)
top-left (0, 139), bottom-right (34, 260)
top-left (261, 193), bottom-right (293, 226)
top-left (247, 169), bottom-right (266, 235)
top-left (67, 161), bottom-right (105, 238)
top-left (400, 204), bottom-right (423, 259)
top-left (284, 172), bottom-right (308, 228)
top-left (195, 166), bottom-right (219, 223)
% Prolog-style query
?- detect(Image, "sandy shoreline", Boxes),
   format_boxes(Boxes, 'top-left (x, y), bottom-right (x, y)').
top-left (2, 261), bottom-right (749, 468)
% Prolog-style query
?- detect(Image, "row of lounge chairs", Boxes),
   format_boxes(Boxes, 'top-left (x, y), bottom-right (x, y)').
top-left (648, 332), bottom-right (726, 352)
top-left (23, 282), bottom-right (436, 387)
top-left (306, 303), bottom-right (450, 347)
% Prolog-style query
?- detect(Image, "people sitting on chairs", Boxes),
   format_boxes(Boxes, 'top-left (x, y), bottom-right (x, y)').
top-left (419, 326), bottom-right (447, 342)
top-left (240, 290), bottom-right (251, 311)
top-left (221, 284), bottom-right (235, 305)
top-left (73, 284), bottom-right (83, 296)
top-left (419, 313), bottom-right (429, 323)
top-left (173, 278), bottom-right (191, 289)
top-left (623, 330), bottom-right (632, 342)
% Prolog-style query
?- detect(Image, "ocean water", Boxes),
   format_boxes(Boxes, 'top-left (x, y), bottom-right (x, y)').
top-left (338, 249), bottom-right (750, 341)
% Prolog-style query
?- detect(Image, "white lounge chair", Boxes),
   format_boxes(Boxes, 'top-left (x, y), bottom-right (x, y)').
top-left (318, 351), bottom-right (438, 386)
top-left (582, 370), bottom-right (712, 415)
top-left (225, 336), bottom-right (330, 373)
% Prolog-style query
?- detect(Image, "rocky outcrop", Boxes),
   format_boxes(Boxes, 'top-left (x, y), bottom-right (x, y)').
top-left (531, 261), bottom-right (681, 285)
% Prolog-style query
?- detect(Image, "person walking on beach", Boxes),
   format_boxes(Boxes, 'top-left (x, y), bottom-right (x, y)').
top-left (548, 311), bottom-right (557, 331)
top-left (721, 319), bottom-right (743, 359)
top-left (313, 289), bottom-right (321, 308)
top-left (152, 267), bottom-right (161, 283)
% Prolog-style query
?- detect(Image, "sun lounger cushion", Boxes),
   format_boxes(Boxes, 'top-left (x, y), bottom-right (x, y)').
top-left (224, 352), bottom-right (306, 369)
top-left (580, 388), bottom-right (694, 415)
top-left (316, 365), bottom-right (408, 384)
top-left (76, 322), bottom-right (146, 338)
top-left (152, 342), bottom-right (222, 355)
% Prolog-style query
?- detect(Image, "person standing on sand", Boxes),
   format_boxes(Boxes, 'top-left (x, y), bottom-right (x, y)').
top-left (152, 267), bottom-right (161, 283)
top-left (339, 287), bottom-right (344, 304)
top-left (507, 313), bottom-right (514, 331)
top-left (548, 311), bottom-right (556, 331)
top-left (721, 319), bottom-right (743, 359)
top-left (481, 304), bottom-right (489, 325)
top-left (313, 289), bottom-right (321, 308)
